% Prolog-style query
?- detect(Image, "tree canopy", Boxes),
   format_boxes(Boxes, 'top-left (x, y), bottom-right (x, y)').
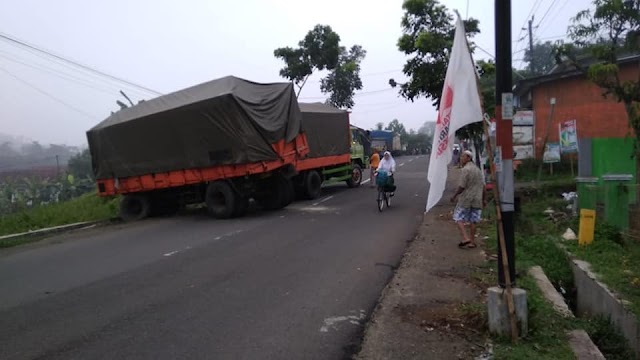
top-left (394, 0), bottom-right (480, 106)
top-left (274, 25), bottom-right (366, 109)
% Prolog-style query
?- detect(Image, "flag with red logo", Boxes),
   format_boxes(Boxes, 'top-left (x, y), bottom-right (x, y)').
top-left (425, 15), bottom-right (483, 212)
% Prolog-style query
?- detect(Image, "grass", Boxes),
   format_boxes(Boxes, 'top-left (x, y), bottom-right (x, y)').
top-left (0, 193), bottom-right (119, 241)
top-left (477, 182), bottom-right (634, 359)
top-left (514, 158), bottom-right (576, 183)
top-left (565, 221), bottom-right (640, 317)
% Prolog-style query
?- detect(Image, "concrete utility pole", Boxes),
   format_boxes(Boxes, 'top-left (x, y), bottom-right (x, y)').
top-left (495, 0), bottom-right (516, 288)
top-left (527, 15), bottom-right (535, 74)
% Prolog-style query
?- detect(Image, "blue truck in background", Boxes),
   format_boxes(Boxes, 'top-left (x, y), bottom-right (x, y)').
top-left (369, 130), bottom-right (403, 156)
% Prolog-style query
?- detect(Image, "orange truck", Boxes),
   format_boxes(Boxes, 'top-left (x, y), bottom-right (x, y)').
top-left (87, 76), bottom-right (364, 221)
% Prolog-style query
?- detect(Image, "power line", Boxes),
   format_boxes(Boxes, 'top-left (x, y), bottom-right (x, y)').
top-left (0, 50), bottom-right (129, 98)
top-left (0, 65), bottom-right (99, 121)
top-left (299, 87), bottom-right (396, 100)
top-left (536, 0), bottom-right (560, 29)
top-left (0, 31), bottom-right (163, 96)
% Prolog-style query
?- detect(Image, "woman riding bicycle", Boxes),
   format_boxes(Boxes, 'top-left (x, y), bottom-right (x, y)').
top-left (375, 151), bottom-right (397, 196)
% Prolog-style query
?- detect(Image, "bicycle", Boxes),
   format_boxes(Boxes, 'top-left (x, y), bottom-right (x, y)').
top-left (375, 170), bottom-right (395, 212)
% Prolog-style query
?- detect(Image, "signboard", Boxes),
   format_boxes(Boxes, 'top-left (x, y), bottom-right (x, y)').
top-left (513, 144), bottom-right (534, 160)
top-left (501, 93), bottom-right (514, 120)
top-left (513, 126), bottom-right (533, 145)
top-left (559, 119), bottom-right (578, 153)
top-left (494, 146), bottom-right (503, 172)
top-left (513, 110), bottom-right (534, 126)
top-left (543, 143), bottom-right (561, 163)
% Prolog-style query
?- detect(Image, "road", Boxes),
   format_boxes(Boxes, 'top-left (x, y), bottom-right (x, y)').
top-left (0, 155), bottom-right (429, 360)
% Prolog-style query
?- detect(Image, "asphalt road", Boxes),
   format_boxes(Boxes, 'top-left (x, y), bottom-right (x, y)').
top-left (0, 155), bottom-right (429, 360)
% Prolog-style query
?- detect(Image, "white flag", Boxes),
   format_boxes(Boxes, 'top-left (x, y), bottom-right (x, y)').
top-left (425, 15), bottom-right (483, 213)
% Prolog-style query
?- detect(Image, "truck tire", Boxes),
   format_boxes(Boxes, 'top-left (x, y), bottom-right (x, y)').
top-left (281, 178), bottom-right (295, 207)
top-left (205, 181), bottom-right (237, 219)
top-left (304, 170), bottom-right (322, 200)
top-left (346, 164), bottom-right (362, 188)
top-left (120, 194), bottom-right (151, 221)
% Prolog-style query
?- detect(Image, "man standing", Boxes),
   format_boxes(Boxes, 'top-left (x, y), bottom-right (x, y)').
top-left (450, 150), bottom-right (486, 249)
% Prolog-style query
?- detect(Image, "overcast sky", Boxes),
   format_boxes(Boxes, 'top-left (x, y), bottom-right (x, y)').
top-left (0, 0), bottom-right (593, 146)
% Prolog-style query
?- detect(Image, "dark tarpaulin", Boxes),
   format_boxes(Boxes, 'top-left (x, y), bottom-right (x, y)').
top-left (299, 103), bottom-right (351, 159)
top-left (87, 76), bottom-right (302, 180)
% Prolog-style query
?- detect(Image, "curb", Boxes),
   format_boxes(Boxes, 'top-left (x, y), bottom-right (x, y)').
top-left (528, 265), bottom-right (605, 359)
top-left (0, 220), bottom-right (109, 242)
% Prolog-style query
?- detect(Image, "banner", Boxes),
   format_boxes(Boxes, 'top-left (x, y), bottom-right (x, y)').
top-left (425, 15), bottom-right (483, 212)
top-left (559, 119), bottom-right (578, 153)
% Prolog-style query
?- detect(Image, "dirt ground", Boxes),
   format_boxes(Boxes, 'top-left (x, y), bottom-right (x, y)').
top-left (356, 168), bottom-right (494, 360)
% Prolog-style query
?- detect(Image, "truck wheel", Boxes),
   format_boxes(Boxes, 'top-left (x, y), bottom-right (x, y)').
top-left (205, 181), bottom-right (237, 219)
top-left (120, 194), bottom-right (151, 221)
top-left (304, 170), bottom-right (322, 200)
top-left (346, 164), bottom-right (362, 188)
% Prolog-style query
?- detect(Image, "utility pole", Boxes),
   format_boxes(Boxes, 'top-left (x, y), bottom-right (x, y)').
top-left (55, 155), bottom-right (60, 178)
top-left (527, 15), bottom-right (535, 74)
top-left (495, 0), bottom-right (516, 288)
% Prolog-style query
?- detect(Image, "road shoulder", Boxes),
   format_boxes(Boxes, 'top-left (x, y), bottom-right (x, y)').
top-left (357, 167), bottom-right (489, 360)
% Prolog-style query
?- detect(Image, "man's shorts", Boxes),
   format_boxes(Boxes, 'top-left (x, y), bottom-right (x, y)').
top-left (453, 206), bottom-right (482, 223)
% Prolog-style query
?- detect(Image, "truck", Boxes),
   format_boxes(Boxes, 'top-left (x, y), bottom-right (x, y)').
top-left (87, 77), bottom-right (365, 221)
top-left (369, 130), bottom-right (402, 155)
top-left (290, 102), bottom-right (367, 200)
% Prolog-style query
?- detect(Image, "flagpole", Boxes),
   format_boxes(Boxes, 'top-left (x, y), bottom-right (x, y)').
top-left (453, 10), bottom-right (519, 343)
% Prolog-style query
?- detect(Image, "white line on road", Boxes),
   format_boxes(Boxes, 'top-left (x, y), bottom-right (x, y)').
top-left (362, 178), bottom-right (371, 185)
top-left (313, 195), bottom-right (334, 206)
top-left (399, 163), bottom-right (406, 167)
top-left (163, 250), bottom-right (179, 257)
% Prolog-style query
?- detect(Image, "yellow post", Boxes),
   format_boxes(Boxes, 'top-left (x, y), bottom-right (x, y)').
top-left (578, 209), bottom-right (596, 246)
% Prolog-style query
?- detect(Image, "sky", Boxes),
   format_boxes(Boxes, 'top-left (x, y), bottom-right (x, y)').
top-left (0, 0), bottom-right (593, 146)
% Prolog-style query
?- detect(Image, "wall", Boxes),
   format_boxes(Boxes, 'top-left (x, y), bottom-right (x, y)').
top-left (531, 62), bottom-right (638, 158)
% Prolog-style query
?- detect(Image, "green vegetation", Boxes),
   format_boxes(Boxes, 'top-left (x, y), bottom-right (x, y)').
top-left (0, 193), bottom-right (119, 243)
top-left (565, 221), bottom-right (640, 317)
top-left (478, 182), bottom-right (634, 358)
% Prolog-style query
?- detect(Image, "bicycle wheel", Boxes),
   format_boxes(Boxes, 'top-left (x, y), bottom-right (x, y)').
top-left (377, 188), bottom-right (385, 212)
top-left (385, 192), bottom-right (391, 208)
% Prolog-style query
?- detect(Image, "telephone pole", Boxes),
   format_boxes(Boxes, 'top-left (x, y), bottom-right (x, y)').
top-left (527, 15), bottom-right (535, 74)
top-left (495, 0), bottom-right (516, 287)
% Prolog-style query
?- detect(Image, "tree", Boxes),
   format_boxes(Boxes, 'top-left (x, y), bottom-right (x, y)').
top-left (320, 45), bottom-right (366, 109)
top-left (274, 25), bottom-right (366, 108)
top-left (394, 0), bottom-right (480, 106)
top-left (522, 41), bottom-right (557, 77)
top-left (67, 149), bottom-right (93, 180)
top-left (385, 119), bottom-right (410, 144)
top-left (375, 122), bottom-right (384, 130)
top-left (555, 0), bottom-right (640, 153)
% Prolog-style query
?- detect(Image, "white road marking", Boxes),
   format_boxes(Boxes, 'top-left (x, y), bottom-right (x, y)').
top-left (320, 310), bottom-right (367, 333)
top-left (312, 195), bottom-right (334, 206)
top-left (399, 163), bottom-right (406, 167)
top-left (163, 250), bottom-right (179, 257)
top-left (362, 178), bottom-right (371, 184)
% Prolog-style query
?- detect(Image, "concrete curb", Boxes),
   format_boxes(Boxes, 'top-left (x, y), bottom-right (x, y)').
top-left (0, 221), bottom-right (108, 242)
top-left (528, 266), bottom-right (605, 359)
top-left (556, 241), bottom-right (640, 357)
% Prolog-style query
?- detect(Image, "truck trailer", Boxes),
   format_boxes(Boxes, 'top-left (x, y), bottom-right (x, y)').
top-left (87, 78), bottom-right (365, 220)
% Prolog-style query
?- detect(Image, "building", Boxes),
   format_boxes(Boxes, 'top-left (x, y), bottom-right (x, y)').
top-left (513, 54), bottom-right (639, 158)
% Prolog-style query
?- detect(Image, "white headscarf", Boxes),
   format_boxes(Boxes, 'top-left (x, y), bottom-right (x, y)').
top-left (377, 151), bottom-right (396, 173)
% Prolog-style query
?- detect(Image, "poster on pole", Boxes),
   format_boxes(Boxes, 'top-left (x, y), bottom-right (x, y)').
top-left (559, 119), bottom-right (578, 153)
top-left (543, 143), bottom-right (561, 163)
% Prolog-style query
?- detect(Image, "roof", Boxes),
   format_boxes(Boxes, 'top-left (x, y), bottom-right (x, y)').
top-left (513, 54), bottom-right (640, 97)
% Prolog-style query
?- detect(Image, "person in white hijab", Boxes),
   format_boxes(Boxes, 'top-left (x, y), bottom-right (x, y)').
top-left (377, 151), bottom-right (396, 174)
top-left (375, 151), bottom-right (397, 195)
